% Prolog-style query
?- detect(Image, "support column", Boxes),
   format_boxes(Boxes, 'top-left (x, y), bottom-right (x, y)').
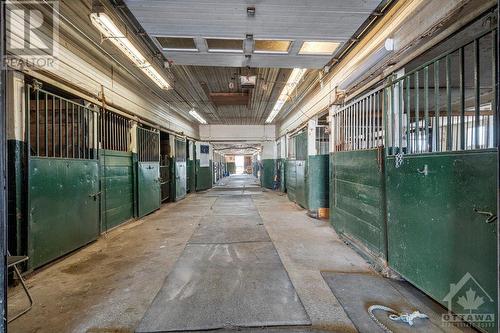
top-left (261, 141), bottom-right (276, 189)
top-left (130, 121), bottom-right (138, 154)
top-left (6, 71), bottom-right (26, 256)
top-left (0, 3), bottom-right (7, 328)
top-left (306, 115), bottom-right (329, 217)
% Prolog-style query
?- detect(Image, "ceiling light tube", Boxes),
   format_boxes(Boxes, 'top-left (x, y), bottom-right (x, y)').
top-left (266, 68), bottom-right (307, 123)
top-left (189, 110), bottom-right (207, 124)
top-left (90, 12), bottom-right (171, 90)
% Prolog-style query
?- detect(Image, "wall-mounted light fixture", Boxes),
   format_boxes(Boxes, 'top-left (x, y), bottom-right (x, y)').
top-left (90, 12), bottom-right (171, 90)
top-left (189, 109), bottom-right (207, 124)
top-left (266, 68), bottom-right (307, 123)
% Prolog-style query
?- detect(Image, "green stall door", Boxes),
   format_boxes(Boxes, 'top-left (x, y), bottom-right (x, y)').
top-left (29, 158), bottom-right (100, 269)
top-left (137, 127), bottom-right (161, 218)
top-left (261, 159), bottom-right (276, 189)
top-left (196, 160), bottom-right (212, 191)
top-left (286, 160), bottom-right (297, 202)
top-left (174, 139), bottom-right (187, 200)
top-left (160, 157), bottom-right (171, 202)
top-left (137, 162), bottom-right (160, 217)
top-left (307, 154), bottom-right (329, 212)
top-left (175, 160), bottom-right (187, 200)
top-left (386, 150), bottom-right (497, 332)
top-left (101, 150), bottom-right (134, 231)
top-left (187, 159), bottom-right (195, 193)
top-left (330, 149), bottom-right (386, 259)
top-left (278, 159), bottom-right (286, 192)
top-left (226, 162), bottom-right (236, 175)
top-left (295, 160), bottom-right (308, 209)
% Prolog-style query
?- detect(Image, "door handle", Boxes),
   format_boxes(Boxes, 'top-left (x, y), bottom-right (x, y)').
top-left (473, 208), bottom-right (497, 224)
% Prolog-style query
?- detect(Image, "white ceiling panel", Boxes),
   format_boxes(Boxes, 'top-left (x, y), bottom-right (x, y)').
top-left (124, 0), bottom-right (382, 68)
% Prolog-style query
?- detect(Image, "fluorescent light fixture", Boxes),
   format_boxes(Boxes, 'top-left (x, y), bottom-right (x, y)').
top-left (189, 109), bottom-right (207, 124)
top-left (299, 41), bottom-right (340, 55)
top-left (90, 12), bottom-right (171, 90)
top-left (266, 68), bottom-right (307, 123)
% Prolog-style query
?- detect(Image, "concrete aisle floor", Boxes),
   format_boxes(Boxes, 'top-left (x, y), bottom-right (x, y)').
top-left (7, 174), bottom-right (455, 333)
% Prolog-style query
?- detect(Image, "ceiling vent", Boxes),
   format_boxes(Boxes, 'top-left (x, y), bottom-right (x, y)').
top-left (247, 6), bottom-right (256, 17)
top-left (240, 75), bottom-right (256, 89)
top-left (209, 93), bottom-right (250, 106)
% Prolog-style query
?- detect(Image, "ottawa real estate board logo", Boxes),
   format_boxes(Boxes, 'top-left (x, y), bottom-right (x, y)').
top-left (2, 0), bottom-right (59, 69)
top-left (442, 272), bottom-right (495, 329)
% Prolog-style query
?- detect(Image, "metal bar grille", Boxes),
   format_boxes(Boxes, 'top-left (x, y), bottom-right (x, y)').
top-left (27, 83), bottom-right (98, 160)
top-left (288, 135), bottom-right (296, 159)
top-left (99, 109), bottom-right (130, 152)
top-left (332, 87), bottom-right (384, 152)
top-left (175, 138), bottom-right (187, 161)
top-left (315, 126), bottom-right (329, 155)
top-left (385, 29), bottom-right (497, 155)
top-left (137, 127), bottom-right (159, 162)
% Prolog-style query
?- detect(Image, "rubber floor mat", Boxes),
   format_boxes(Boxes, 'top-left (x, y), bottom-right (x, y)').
top-left (136, 243), bottom-right (310, 332)
top-left (321, 272), bottom-right (476, 333)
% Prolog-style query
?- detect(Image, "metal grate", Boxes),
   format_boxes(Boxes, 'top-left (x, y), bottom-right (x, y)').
top-left (137, 127), bottom-right (159, 162)
top-left (27, 82), bottom-right (98, 160)
top-left (99, 109), bottom-right (130, 152)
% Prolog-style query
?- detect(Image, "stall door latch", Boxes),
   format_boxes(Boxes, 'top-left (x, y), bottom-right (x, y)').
top-left (89, 191), bottom-right (102, 201)
top-left (473, 208), bottom-right (497, 224)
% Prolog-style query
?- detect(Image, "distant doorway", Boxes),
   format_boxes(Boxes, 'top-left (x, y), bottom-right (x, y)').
top-left (235, 155), bottom-right (245, 174)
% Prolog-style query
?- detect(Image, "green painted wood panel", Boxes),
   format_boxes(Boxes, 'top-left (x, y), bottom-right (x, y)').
top-left (307, 155), bottom-right (329, 211)
top-left (226, 162), bottom-right (236, 174)
top-left (28, 158), bottom-right (100, 269)
top-left (101, 150), bottom-right (134, 231)
top-left (187, 159), bottom-right (195, 193)
top-left (278, 159), bottom-right (286, 192)
top-left (386, 150), bottom-right (497, 332)
top-left (295, 160), bottom-right (308, 209)
top-left (261, 159), bottom-right (276, 189)
top-left (7, 140), bottom-right (27, 256)
top-left (196, 160), bottom-right (212, 191)
top-left (137, 162), bottom-right (160, 218)
top-left (286, 160), bottom-right (296, 202)
top-left (330, 149), bottom-right (386, 258)
top-left (292, 131), bottom-right (308, 208)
